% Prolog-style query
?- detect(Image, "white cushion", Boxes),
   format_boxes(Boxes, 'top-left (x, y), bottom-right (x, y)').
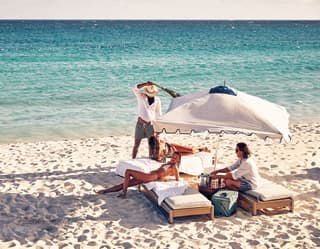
top-left (115, 158), bottom-right (161, 177)
top-left (164, 187), bottom-right (211, 209)
top-left (246, 180), bottom-right (294, 201)
top-left (145, 181), bottom-right (188, 205)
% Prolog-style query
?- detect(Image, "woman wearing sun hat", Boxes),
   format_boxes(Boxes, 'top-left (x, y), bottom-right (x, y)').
top-left (132, 81), bottom-right (162, 159)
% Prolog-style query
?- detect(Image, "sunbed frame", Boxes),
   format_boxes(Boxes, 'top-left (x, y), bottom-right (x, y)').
top-left (238, 192), bottom-right (294, 216)
top-left (140, 184), bottom-right (214, 223)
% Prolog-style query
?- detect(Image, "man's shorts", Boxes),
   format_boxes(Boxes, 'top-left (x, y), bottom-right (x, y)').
top-left (135, 121), bottom-right (154, 140)
top-left (239, 178), bottom-right (252, 192)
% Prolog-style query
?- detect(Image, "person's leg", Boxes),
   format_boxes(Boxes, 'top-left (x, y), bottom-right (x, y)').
top-left (169, 143), bottom-right (194, 154)
top-left (170, 143), bottom-right (210, 155)
top-left (132, 138), bottom-right (142, 159)
top-left (224, 178), bottom-right (241, 191)
top-left (238, 179), bottom-right (252, 192)
top-left (148, 136), bottom-right (158, 160)
top-left (145, 123), bottom-right (155, 158)
top-left (96, 177), bottom-right (145, 195)
top-left (122, 169), bottom-right (158, 196)
top-left (132, 122), bottom-right (147, 159)
top-left (95, 183), bottom-right (124, 194)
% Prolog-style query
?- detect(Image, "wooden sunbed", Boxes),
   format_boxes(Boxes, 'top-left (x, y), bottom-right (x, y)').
top-left (140, 184), bottom-right (214, 223)
top-left (237, 181), bottom-right (295, 216)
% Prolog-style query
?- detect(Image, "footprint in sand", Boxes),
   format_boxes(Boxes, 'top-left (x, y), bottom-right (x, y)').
top-left (64, 182), bottom-right (75, 192)
top-left (77, 234), bottom-right (87, 242)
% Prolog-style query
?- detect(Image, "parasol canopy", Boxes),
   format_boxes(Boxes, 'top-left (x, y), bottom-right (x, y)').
top-left (153, 86), bottom-right (291, 143)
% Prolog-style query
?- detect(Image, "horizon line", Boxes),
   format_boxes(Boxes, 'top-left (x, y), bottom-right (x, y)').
top-left (1, 18), bottom-right (319, 21)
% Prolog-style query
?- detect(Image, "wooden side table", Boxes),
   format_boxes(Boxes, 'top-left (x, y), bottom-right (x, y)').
top-left (198, 185), bottom-right (220, 200)
top-left (180, 173), bottom-right (199, 190)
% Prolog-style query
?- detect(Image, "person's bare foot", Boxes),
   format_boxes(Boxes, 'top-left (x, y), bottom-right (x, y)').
top-left (192, 148), bottom-right (199, 153)
top-left (94, 189), bottom-right (107, 194)
top-left (199, 147), bottom-right (210, 152)
top-left (117, 192), bottom-right (127, 199)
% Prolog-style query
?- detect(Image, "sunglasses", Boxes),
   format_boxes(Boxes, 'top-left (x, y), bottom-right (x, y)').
top-left (235, 148), bottom-right (240, 153)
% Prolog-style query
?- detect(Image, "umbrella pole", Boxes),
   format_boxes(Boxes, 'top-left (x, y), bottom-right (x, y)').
top-left (214, 134), bottom-right (222, 171)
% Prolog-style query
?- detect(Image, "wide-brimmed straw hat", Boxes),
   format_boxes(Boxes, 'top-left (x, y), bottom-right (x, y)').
top-left (144, 85), bottom-right (158, 97)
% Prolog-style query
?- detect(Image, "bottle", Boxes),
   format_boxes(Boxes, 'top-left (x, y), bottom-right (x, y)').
top-left (208, 176), bottom-right (212, 188)
top-left (198, 173), bottom-right (205, 186)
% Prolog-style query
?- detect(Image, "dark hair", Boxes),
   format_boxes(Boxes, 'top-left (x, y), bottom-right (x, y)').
top-left (149, 137), bottom-right (179, 163)
top-left (172, 151), bottom-right (181, 166)
top-left (236, 142), bottom-right (251, 159)
top-left (149, 136), bottom-right (166, 162)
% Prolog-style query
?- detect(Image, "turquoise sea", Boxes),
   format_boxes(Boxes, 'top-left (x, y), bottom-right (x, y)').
top-left (0, 20), bottom-right (319, 144)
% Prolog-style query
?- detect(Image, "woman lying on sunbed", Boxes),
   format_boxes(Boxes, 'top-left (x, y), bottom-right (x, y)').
top-left (95, 151), bottom-right (182, 198)
top-left (149, 135), bottom-right (210, 162)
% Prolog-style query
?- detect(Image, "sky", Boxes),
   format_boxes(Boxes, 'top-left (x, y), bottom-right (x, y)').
top-left (0, 0), bottom-right (319, 20)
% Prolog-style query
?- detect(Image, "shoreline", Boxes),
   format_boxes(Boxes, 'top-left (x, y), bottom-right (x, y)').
top-left (0, 122), bottom-right (319, 248)
top-left (1, 119), bottom-right (319, 146)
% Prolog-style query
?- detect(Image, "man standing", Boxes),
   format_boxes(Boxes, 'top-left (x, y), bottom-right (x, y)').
top-left (132, 81), bottom-right (162, 159)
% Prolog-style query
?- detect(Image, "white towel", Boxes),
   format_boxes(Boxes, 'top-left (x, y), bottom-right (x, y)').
top-left (144, 181), bottom-right (188, 205)
top-left (179, 152), bottom-right (212, 175)
top-left (115, 158), bottom-right (161, 177)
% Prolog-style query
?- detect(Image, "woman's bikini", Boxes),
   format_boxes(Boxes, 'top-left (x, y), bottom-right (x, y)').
top-left (162, 163), bottom-right (172, 171)
top-left (150, 162), bottom-right (173, 179)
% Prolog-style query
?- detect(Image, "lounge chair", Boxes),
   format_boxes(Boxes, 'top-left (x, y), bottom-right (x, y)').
top-left (238, 180), bottom-right (295, 215)
top-left (140, 183), bottom-right (214, 223)
top-left (115, 152), bottom-right (213, 177)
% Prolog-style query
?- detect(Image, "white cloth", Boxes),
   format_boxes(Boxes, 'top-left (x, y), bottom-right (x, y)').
top-left (132, 84), bottom-right (162, 122)
top-left (115, 152), bottom-right (213, 178)
top-left (178, 151), bottom-right (212, 175)
top-left (144, 181), bottom-right (188, 205)
top-left (115, 158), bottom-right (161, 177)
top-left (228, 157), bottom-right (262, 189)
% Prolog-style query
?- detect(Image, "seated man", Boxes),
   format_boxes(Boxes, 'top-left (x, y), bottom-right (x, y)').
top-left (210, 142), bottom-right (262, 192)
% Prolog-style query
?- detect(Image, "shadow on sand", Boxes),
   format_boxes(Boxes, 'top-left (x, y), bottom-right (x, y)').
top-left (0, 167), bottom-right (171, 245)
top-left (261, 167), bottom-right (320, 184)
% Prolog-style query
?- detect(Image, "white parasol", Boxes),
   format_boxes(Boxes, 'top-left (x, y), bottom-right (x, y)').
top-left (153, 85), bottom-right (291, 169)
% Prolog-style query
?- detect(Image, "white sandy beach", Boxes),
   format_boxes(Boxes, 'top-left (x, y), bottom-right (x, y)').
top-left (0, 122), bottom-right (319, 249)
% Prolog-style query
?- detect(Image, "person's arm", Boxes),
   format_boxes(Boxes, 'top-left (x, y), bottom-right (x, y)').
top-left (137, 81), bottom-right (153, 89)
top-left (211, 171), bottom-right (233, 180)
top-left (210, 167), bottom-right (230, 176)
top-left (228, 160), bottom-right (241, 171)
top-left (173, 164), bottom-right (179, 181)
top-left (132, 82), bottom-right (154, 97)
top-left (210, 159), bottom-right (241, 179)
top-left (231, 160), bottom-right (252, 180)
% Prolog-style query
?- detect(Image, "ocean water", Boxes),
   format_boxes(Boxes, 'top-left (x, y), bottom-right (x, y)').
top-left (0, 20), bottom-right (319, 144)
